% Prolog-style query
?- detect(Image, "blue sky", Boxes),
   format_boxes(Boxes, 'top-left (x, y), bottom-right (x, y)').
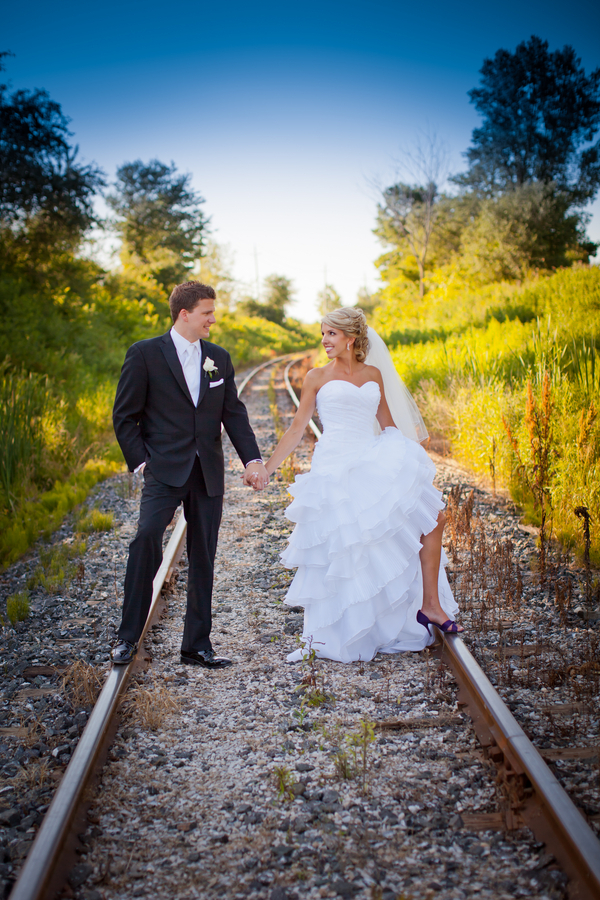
top-left (4, 0), bottom-right (600, 320)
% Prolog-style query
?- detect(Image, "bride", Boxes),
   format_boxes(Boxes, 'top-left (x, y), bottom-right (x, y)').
top-left (261, 307), bottom-right (462, 663)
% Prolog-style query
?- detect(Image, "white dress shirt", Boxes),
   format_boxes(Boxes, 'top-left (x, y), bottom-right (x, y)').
top-left (170, 326), bottom-right (201, 405)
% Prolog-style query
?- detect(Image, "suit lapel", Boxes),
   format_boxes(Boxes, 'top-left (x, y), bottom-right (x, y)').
top-left (160, 333), bottom-right (194, 405)
top-left (198, 340), bottom-right (210, 406)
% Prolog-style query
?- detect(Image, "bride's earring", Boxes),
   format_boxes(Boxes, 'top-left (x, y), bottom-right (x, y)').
top-left (346, 342), bottom-right (350, 351)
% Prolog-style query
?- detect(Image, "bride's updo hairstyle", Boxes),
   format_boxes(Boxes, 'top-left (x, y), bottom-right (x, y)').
top-left (321, 307), bottom-right (370, 362)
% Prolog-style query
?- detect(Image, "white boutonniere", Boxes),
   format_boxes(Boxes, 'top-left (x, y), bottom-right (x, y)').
top-left (203, 357), bottom-right (219, 380)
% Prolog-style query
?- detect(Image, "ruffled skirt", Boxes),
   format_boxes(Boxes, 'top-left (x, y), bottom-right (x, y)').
top-left (281, 427), bottom-right (457, 662)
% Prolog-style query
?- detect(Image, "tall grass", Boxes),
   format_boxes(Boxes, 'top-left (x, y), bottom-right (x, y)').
top-left (382, 266), bottom-right (600, 566)
top-left (0, 367), bottom-right (48, 509)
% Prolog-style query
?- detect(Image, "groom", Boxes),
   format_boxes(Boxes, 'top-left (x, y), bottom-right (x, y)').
top-left (111, 281), bottom-right (269, 667)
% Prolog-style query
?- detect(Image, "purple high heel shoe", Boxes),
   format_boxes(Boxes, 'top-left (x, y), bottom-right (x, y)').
top-left (417, 609), bottom-right (464, 636)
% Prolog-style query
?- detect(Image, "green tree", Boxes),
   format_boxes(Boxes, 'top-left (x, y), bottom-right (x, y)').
top-left (194, 240), bottom-right (237, 311)
top-left (317, 283), bottom-right (341, 316)
top-left (376, 133), bottom-right (451, 298)
top-left (107, 159), bottom-right (208, 291)
top-left (355, 286), bottom-right (378, 317)
top-left (0, 52), bottom-right (104, 252)
top-left (240, 274), bottom-right (294, 326)
top-left (460, 183), bottom-right (596, 280)
top-left (376, 182), bottom-right (442, 299)
top-left (456, 36), bottom-right (600, 202)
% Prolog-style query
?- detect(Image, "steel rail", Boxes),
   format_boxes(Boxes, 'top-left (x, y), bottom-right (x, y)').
top-left (9, 514), bottom-right (187, 900)
top-left (9, 353), bottom-right (296, 900)
top-left (237, 353), bottom-right (295, 397)
top-left (437, 631), bottom-right (600, 900)
top-left (283, 360), bottom-right (600, 900)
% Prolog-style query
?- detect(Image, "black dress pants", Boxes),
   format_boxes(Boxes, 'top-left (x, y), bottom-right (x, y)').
top-left (118, 458), bottom-right (223, 652)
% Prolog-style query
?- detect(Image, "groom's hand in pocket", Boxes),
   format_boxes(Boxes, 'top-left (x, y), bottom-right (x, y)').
top-left (243, 462), bottom-right (269, 491)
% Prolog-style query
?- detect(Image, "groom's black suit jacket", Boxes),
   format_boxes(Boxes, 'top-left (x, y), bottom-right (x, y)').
top-left (113, 331), bottom-right (260, 495)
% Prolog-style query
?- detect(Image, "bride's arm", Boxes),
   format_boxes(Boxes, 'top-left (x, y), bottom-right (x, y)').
top-left (373, 369), bottom-right (396, 429)
top-left (264, 370), bottom-right (320, 476)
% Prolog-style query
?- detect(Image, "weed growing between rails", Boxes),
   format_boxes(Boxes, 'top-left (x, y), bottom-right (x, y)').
top-left (316, 719), bottom-right (377, 794)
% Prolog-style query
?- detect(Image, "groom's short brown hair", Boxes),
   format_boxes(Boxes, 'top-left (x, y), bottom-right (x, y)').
top-left (169, 281), bottom-right (216, 322)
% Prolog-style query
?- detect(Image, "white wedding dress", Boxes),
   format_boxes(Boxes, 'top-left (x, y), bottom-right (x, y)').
top-left (282, 379), bottom-right (457, 663)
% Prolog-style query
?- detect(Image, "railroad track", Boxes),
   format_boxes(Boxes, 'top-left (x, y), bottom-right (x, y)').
top-left (6, 353), bottom-right (600, 900)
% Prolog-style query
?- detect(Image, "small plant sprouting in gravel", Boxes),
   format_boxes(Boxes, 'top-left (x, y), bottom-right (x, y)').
top-left (6, 590), bottom-right (30, 625)
top-left (28, 539), bottom-right (87, 593)
top-left (296, 637), bottom-right (333, 708)
top-left (274, 764), bottom-right (295, 801)
top-left (319, 718), bottom-right (377, 791)
top-left (292, 697), bottom-right (309, 729)
top-left (333, 747), bottom-right (353, 780)
top-left (349, 718), bottom-right (376, 794)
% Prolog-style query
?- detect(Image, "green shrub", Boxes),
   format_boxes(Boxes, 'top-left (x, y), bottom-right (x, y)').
top-left (0, 457), bottom-right (121, 570)
top-left (77, 507), bottom-right (114, 534)
top-left (6, 590), bottom-right (30, 625)
top-left (210, 313), bottom-right (319, 368)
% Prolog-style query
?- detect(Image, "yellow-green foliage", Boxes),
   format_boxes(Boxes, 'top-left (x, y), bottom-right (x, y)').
top-left (379, 266), bottom-right (600, 565)
top-left (210, 313), bottom-right (320, 368)
top-left (6, 590), bottom-right (30, 625)
top-left (77, 507), bottom-right (114, 534)
top-left (0, 457), bottom-right (120, 570)
top-left (444, 373), bottom-right (600, 564)
top-left (0, 221), bottom-right (319, 572)
top-left (374, 261), bottom-right (600, 340)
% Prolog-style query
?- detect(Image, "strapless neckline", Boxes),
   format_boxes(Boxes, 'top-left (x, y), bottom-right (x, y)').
top-left (317, 379), bottom-right (380, 398)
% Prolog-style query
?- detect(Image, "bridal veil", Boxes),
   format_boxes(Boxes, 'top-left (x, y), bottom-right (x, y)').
top-left (365, 326), bottom-right (429, 444)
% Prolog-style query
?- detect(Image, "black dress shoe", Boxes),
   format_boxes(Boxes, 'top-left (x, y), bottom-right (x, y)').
top-left (111, 640), bottom-right (137, 665)
top-left (180, 649), bottom-right (232, 668)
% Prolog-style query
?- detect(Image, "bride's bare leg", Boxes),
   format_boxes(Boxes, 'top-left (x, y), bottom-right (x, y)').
top-left (419, 511), bottom-right (463, 630)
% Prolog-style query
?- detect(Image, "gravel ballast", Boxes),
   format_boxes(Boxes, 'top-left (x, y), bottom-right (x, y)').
top-left (1, 362), bottom-right (597, 899)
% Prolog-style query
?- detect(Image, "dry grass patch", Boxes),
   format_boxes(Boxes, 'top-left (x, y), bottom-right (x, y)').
top-left (126, 680), bottom-right (181, 731)
top-left (62, 660), bottom-right (104, 707)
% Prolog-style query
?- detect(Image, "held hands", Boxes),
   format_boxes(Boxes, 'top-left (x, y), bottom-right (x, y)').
top-left (243, 462), bottom-right (269, 491)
